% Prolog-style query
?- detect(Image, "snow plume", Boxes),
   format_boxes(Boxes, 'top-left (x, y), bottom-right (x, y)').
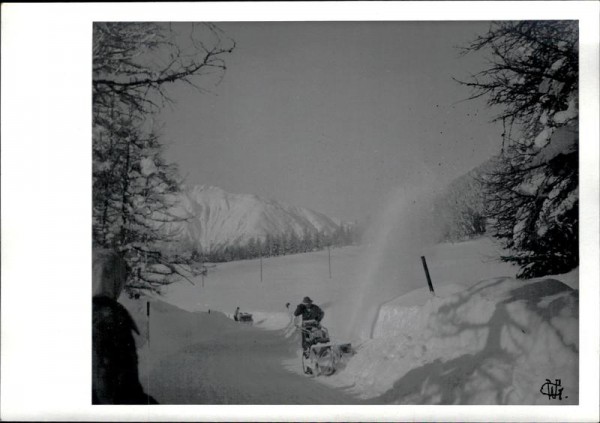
top-left (346, 183), bottom-right (442, 341)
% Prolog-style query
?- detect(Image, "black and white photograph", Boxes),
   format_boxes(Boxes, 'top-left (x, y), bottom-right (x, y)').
top-left (2, 2), bottom-right (599, 421)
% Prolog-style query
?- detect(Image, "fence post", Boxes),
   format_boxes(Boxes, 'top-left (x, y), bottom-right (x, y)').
top-left (146, 300), bottom-right (151, 403)
top-left (328, 245), bottom-right (332, 279)
top-left (147, 301), bottom-right (151, 344)
top-left (420, 256), bottom-right (435, 294)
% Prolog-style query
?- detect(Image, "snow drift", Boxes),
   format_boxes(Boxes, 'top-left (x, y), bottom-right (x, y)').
top-left (324, 274), bottom-right (578, 404)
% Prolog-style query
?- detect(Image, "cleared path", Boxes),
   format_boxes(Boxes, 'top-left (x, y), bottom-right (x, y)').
top-left (144, 320), bottom-right (372, 404)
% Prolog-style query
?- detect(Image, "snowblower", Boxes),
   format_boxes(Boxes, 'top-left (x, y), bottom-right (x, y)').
top-left (297, 320), bottom-right (352, 376)
top-left (238, 312), bottom-right (253, 324)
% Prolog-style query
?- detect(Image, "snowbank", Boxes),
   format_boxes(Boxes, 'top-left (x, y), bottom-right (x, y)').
top-left (373, 283), bottom-right (467, 338)
top-left (324, 276), bottom-right (578, 404)
top-left (119, 294), bottom-right (241, 383)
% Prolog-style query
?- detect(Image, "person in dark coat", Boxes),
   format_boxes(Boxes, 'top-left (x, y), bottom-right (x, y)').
top-left (293, 296), bottom-right (324, 355)
top-left (92, 249), bottom-right (157, 405)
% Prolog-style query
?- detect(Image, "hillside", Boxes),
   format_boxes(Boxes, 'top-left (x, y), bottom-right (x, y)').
top-left (168, 185), bottom-right (345, 252)
top-left (160, 236), bottom-right (519, 345)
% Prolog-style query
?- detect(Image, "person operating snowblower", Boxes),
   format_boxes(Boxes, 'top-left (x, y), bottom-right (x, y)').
top-left (294, 297), bottom-right (325, 356)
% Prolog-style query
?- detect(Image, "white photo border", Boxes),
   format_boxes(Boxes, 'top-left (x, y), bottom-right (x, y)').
top-left (1, 2), bottom-right (598, 421)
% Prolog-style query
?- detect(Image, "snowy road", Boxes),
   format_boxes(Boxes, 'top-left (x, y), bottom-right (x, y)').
top-left (127, 238), bottom-right (577, 406)
top-left (144, 322), bottom-right (372, 404)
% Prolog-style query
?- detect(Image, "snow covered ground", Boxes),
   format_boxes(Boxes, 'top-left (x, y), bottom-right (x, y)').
top-left (320, 271), bottom-right (578, 404)
top-left (121, 235), bottom-right (578, 404)
top-left (160, 237), bottom-right (519, 341)
top-left (121, 297), bottom-right (362, 404)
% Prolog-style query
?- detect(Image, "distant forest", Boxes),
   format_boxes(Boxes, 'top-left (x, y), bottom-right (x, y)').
top-left (193, 225), bottom-right (360, 263)
top-left (432, 161), bottom-right (491, 243)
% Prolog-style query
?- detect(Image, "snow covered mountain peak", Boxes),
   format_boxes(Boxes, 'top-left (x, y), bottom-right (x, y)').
top-left (188, 185), bottom-right (229, 199)
top-left (172, 185), bottom-right (343, 251)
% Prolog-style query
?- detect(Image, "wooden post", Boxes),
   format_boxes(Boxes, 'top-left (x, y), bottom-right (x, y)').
top-left (146, 300), bottom-right (151, 404)
top-left (260, 251), bottom-right (263, 282)
top-left (201, 261), bottom-right (205, 288)
top-left (146, 301), bottom-right (150, 345)
top-left (328, 245), bottom-right (332, 279)
top-left (421, 256), bottom-right (435, 294)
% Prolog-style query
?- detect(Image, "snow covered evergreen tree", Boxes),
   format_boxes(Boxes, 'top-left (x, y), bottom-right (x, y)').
top-left (460, 21), bottom-right (578, 278)
top-left (93, 23), bottom-right (234, 293)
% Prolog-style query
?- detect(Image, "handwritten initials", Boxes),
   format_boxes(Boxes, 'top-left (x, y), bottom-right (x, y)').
top-left (540, 379), bottom-right (564, 400)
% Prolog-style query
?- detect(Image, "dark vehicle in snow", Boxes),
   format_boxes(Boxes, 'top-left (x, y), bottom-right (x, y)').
top-left (238, 312), bottom-right (253, 324)
top-left (234, 306), bottom-right (254, 324)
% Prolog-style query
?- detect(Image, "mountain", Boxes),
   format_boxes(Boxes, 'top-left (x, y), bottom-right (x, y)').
top-left (169, 185), bottom-right (345, 252)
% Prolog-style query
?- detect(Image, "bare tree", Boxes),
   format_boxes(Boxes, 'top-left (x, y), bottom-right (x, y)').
top-left (92, 23), bottom-right (235, 293)
top-left (93, 23), bottom-right (234, 117)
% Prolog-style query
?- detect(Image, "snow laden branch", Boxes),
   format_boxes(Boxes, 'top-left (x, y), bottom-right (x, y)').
top-left (93, 22), bottom-right (235, 117)
top-left (457, 21), bottom-right (578, 278)
top-left (456, 21), bottom-right (578, 133)
top-left (93, 23), bottom-right (234, 294)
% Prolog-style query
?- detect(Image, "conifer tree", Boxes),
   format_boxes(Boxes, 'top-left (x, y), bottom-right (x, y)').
top-left (459, 21), bottom-right (578, 277)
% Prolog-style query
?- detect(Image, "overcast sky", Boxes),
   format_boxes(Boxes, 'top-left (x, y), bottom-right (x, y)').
top-left (160, 21), bottom-right (504, 223)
